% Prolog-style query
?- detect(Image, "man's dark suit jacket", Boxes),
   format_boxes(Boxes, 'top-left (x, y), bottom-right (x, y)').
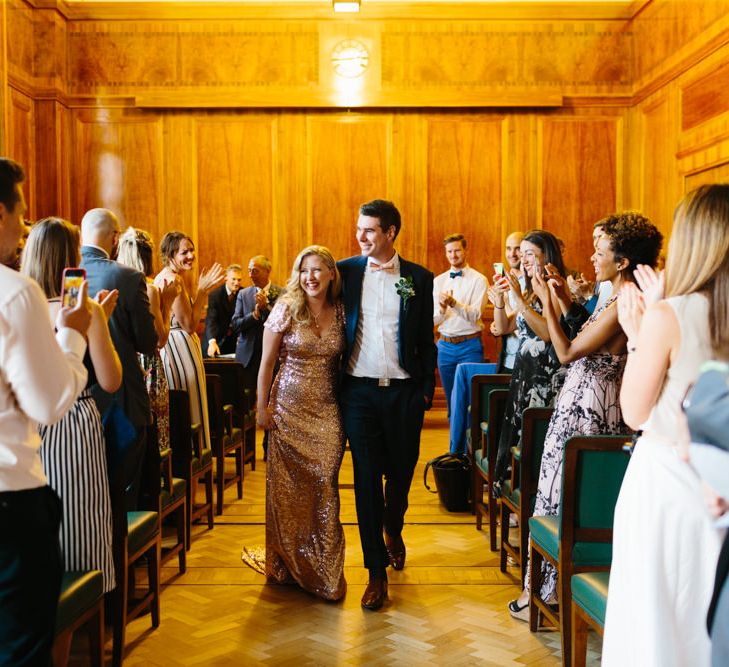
top-left (231, 284), bottom-right (281, 369)
top-left (80, 245), bottom-right (158, 427)
top-left (202, 284), bottom-right (238, 356)
top-left (338, 255), bottom-right (437, 405)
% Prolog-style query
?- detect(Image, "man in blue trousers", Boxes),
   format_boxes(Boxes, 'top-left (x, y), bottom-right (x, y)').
top-left (433, 233), bottom-right (488, 417)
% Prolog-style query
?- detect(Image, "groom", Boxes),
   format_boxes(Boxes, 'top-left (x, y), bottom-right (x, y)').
top-left (338, 199), bottom-right (436, 611)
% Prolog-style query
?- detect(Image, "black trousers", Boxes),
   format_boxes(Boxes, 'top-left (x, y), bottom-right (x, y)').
top-left (341, 377), bottom-right (426, 571)
top-left (0, 486), bottom-right (62, 667)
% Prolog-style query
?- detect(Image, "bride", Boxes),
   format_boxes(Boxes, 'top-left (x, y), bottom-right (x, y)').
top-left (255, 245), bottom-right (347, 601)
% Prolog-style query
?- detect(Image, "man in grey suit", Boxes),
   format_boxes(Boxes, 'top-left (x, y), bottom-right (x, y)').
top-left (231, 255), bottom-right (282, 458)
top-left (80, 208), bottom-right (159, 509)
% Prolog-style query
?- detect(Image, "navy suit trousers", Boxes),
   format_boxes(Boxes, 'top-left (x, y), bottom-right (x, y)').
top-left (341, 377), bottom-right (426, 571)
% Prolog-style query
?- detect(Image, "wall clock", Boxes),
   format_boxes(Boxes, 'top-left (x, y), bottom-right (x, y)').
top-left (331, 40), bottom-right (369, 78)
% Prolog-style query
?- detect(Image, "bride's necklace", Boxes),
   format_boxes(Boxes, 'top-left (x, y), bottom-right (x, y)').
top-left (308, 304), bottom-right (326, 329)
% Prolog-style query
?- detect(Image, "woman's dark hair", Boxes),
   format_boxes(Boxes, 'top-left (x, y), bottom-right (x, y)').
top-left (600, 212), bottom-right (663, 281)
top-left (522, 229), bottom-right (566, 298)
top-left (160, 231), bottom-right (193, 266)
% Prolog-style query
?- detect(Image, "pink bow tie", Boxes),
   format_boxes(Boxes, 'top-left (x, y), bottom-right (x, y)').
top-left (369, 259), bottom-right (397, 274)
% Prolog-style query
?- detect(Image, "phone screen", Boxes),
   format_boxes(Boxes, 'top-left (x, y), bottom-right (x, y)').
top-left (492, 262), bottom-right (505, 277)
top-left (61, 268), bottom-right (85, 308)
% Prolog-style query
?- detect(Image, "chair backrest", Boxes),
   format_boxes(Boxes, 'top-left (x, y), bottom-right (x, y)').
top-left (481, 389), bottom-right (509, 479)
top-left (523, 408), bottom-right (553, 483)
top-left (205, 374), bottom-right (225, 440)
top-left (469, 374), bottom-right (512, 450)
top-left (560, 435), bottom-right (631, 546)
top-left (519, 407), bottom-right (553, 498)
top-left (169, 389), bottom-right (193, 476)
top-left (203, 359), bottom-right (248, 425)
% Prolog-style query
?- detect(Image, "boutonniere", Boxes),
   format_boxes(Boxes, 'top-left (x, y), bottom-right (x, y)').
top-left (266, 286), bottom-right (282, 305)
top-left (395, 276), bottom-right (415, 309)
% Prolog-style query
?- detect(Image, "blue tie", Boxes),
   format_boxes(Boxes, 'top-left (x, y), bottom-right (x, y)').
top-left (450, 271), bottom-right (463, 278)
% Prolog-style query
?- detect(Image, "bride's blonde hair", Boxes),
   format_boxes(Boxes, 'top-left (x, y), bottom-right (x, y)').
top-left (279, 245), bottom-right (341, 325)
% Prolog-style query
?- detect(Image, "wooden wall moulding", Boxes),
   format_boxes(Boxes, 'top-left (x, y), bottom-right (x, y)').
top-left (381, 23), bottom-right (632, 95)
top-left (681, 59), bottom-right (729, 131)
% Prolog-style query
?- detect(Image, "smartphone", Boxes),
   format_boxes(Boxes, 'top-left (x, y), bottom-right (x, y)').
top-left (493, 262), bottom-right (505, 277)
top-left (61, 267), bottom-right (85, 308)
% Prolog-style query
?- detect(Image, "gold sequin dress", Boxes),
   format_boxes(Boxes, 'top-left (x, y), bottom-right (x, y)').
top-left (263, 300), bottom-right (347, 601)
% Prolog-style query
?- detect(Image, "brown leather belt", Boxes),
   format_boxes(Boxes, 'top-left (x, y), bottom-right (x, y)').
top-left (439, 332), bottom-right (481, 344)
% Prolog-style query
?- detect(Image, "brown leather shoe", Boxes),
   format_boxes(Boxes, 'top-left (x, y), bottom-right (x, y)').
top-left (361, 577), bottom-right (388, 611)
top-left (385, 533), bottom-right (406, 571)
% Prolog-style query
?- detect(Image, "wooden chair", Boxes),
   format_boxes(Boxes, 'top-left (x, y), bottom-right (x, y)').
top-left (54, 570), bottom-right (104, 667)
top-left (169, 389), bottom-right (214, 550)
top-left (571, 571), bottom-right (610, 667)
top-left (528, 435), bottom-right (630, 667)
top-left (159, 447), bottom-right (187, 573)
top-left (206, 373), bottom-right (244, 515)
top-left (203, 358), bottom-right (256, 470)
top-left (108, 508), bottom-right (161, 667)
top-left (471, 373), bottom-right (512, 550)
top-left (499, 407), bottom-right (553, 583)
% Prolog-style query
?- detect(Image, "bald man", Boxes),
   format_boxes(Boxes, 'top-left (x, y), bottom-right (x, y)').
top-left (80, 208), bottom-right (158, 509)
top-left (494, 231), bottom-right (524, 373)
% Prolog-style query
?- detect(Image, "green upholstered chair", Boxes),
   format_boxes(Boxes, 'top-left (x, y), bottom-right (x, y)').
top-left (109, 509), bottom-right (161, 667)
top-left (470, 373), bottom-right (512, 551)
top-left (528, 435), bottom-right (630, 667)
top-left (206, 373), bottom-right (244, 515)
top-left (571, 571), bottom-right (610, 667)
top-left (55, 570), bottom-right (104, 666)
top-left (159, 447), bottom-right (187, 573)
top-left (169, 389), bottom-right (214, 551)
top-left (500, 406), bottom-right (553, 583)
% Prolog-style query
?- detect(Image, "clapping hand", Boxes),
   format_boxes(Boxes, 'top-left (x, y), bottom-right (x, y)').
top-left (634, 264), bottom-right (664, 306)
top-left (505, 269), bottom-right (527, 309)
top-left (160, 276), bottom-right (182, 308)
top-left (617, 282), bottom-right (645, 342)
top-left (531, 265), bottom-right (550, 303)
top-left (95, 288), bottom-right (119, 321)
top-left (198, 262), bottom-right (225, 294)
top-left (567, 273), bottom-right (594, 302)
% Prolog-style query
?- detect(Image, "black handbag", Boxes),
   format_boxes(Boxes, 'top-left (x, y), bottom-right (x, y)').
top-left (424, 453), bottom-right (471, 512)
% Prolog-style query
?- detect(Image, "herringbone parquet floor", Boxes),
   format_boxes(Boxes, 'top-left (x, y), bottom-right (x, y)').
top-left (94, 411), bottom-right (603, 666)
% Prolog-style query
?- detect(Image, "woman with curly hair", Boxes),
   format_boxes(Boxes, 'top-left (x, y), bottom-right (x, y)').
top-left (256, 245), bottom-right (347, 601)
top-left (508, 212), bottom-right (663, 621)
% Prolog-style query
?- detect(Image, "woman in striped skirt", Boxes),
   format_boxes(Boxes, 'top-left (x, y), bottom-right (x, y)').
top-left (21, 219), bottom-right (122, 599)
top-left (155, 232), bottom-right (224, 453)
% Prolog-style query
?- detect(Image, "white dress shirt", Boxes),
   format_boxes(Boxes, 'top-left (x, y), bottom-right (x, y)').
top-left (433, 265), bottom-right (488, 336)
top-left (0, 266), bottom-right (88, 491)
top-left (347, 254), bottom-right (409, 380)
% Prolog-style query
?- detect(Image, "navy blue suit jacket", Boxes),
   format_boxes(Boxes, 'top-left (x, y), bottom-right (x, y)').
top-left (231, 284), bottom-right (282, 368)
top-left (202, 284), bottom-right (238, 356)
top-left (80, 246), bottom-right (158, 427)
top-left (337, 255), bottom-right (437, 405)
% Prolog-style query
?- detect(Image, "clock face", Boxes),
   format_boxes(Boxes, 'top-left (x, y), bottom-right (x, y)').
top-left (331, 40), bottom-right (369, 78)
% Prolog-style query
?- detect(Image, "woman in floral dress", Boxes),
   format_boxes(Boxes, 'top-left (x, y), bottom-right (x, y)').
top-left (491, 230), bottom-right (568, 486)
top-left (508, 212), bottom-right (663, 619)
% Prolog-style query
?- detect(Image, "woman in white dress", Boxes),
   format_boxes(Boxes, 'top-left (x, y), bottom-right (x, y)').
top-left (155, 232), bottom-right (224, 453)
top-left (602, 184), bottom-right (729, 666)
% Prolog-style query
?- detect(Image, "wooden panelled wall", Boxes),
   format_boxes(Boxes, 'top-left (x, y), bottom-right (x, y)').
top-left (3, 0), bottom-right (729, 283)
